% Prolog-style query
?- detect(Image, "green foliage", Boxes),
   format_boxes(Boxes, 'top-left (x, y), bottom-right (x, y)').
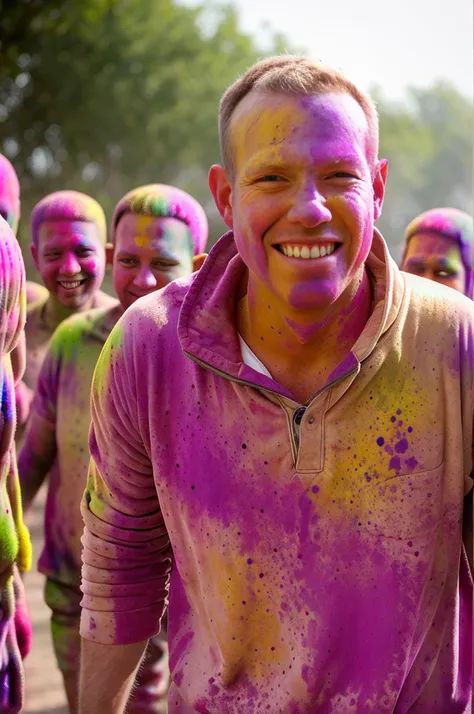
top-left (0, 0), bottom-right (272, 273)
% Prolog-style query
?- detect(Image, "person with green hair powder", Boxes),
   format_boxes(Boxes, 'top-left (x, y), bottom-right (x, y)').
top-left (19, 184), bottom-right (208, 714)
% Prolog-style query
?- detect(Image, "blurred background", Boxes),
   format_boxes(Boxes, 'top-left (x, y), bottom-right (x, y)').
top-left (1, 0), bottom-right (472, 711)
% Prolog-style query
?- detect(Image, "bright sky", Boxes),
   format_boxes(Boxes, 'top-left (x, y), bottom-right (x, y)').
top-left (205, 0), bottom-right (473, 100)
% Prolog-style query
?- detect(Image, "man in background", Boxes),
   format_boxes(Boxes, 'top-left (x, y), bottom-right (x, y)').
top-left (20, 184), bottom-right (208, 713)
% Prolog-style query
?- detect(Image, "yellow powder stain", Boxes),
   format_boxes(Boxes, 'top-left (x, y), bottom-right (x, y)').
top-left (202, 547), bottom-right (286, 685)
top-left (232, 101), bottom-right (297, 173)
top-left (133, 235), bottom-right (149, 247)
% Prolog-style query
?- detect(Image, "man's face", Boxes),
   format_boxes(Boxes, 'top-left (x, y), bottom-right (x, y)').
top-left (402, 232), bottom-right (466, 294)
top-left (32, 220), bottom-right (106, 308)
top-left (210, 91), bottom-right (386, 312)
top-left (112, 214), bottom-right (196, 310)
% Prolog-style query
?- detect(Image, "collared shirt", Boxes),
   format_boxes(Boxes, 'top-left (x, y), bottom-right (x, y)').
top-left (81, 230), bottom-right (473, 713)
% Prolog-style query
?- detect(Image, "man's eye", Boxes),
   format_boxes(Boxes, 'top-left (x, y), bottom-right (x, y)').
top-left (45, 253), bottom-right (60, 260)
top-left (256, 175), bottom-right (284, 183)
top-left (119, 258), bottom-right (137, 266)
top-left (328, 172), bottom-right (357, 179)
top-left (437, 270), bottom-right (456, 278)
top-left (153, 262), bottom-right (175, 270)
top-left (77, 248), bottom-right (94, 257)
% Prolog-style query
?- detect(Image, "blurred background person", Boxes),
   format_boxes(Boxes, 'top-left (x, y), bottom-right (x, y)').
top-left (401, 207), bottom-right (474, 297)
top-left (17, 191), bottom-right (117, 447)
top-left (19, 184), bottom-right (208, 714)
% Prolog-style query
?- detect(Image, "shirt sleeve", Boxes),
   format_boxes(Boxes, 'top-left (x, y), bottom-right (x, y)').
top-left (80, 317), bottom-right (172, 646)
top-left (30, 329), bottom-right (62, 426)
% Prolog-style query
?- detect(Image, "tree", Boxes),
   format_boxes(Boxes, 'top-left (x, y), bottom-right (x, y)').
top-left (376, 83), bottom-right (473, 260)
top-left (1, 0), bottom-right (284, 277)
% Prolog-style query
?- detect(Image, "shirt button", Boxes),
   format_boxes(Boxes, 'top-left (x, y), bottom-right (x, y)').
top-left (293, 407), bottom-right (306, 426)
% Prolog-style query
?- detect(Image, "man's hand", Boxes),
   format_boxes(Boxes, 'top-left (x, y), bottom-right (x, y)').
top-left (79, 639), bottom-right (148, 714)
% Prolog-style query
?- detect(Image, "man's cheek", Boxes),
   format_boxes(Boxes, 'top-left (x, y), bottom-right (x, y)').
top-left (82, 257), bottom-right (104, 279)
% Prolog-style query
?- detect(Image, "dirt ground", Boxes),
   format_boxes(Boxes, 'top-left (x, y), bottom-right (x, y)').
top-left (23, 485), bottom-right (68, 714)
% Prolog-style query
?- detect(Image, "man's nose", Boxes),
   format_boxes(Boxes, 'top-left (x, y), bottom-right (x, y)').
top-left (286, 184), bottom-right (332, 227)
top-left (133, 267), bottom-right (157, 289)
top-left (59, 253), bottom-right (82, 276)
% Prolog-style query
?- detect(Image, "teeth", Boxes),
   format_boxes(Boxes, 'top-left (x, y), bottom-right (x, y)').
top-left (278, 243), bottom-right (338, 259)
top-left (59, 280), bottom-right (82, 289)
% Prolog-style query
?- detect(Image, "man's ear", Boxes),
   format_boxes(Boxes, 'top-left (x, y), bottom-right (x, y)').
top-left (209, 165), bottom-right (234, 229)
top-left (192, 253), bottom-right (207, 273)
top-left (373, 158), bottom-right (388, 221)
top-left (30, 243), bottom-right (39, 270)
top-left (105, 242), bottom-right (114, 266)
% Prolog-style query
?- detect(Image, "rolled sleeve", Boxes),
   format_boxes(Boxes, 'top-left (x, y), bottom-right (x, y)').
top-left (80, 319), bottom-right (172, 645)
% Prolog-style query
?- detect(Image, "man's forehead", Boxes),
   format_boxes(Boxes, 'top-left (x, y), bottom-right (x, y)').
top-left (230, 89), bottom-right (369, 162)
top-left (119, 213), bottom-right (188, 237)
top-left (39, 220), bottom-right (97, 242)
top-left (407, 233), bottom-right (462, 260)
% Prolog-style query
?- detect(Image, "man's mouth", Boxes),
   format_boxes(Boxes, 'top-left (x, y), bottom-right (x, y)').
top-left (274, 242), bottom-right (341, 259)
top-left (57, 278), bottom-right (87, 290)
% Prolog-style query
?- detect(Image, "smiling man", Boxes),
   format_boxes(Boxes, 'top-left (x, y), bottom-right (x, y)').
top-left (23, 190), bottom-right (116, 399)
top-left (401, 207), bottom-right (474, 297)
top-left (79, 56), bottom-right (473, 714)
top-left (19, 184), bottom-right (208, 714)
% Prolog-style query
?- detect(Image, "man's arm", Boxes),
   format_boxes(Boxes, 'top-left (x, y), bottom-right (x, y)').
top-left (18, 329), bottom-right (61, 512)
top-left (79, 315), bottom-right (172, 714)
top-left (18, 411), bottom-right (55, 513)
top-left (79, 640), bottom-right (147, 714)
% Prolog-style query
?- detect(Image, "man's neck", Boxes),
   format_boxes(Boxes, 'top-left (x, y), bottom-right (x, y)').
top-left (43, 294), bottom-right (96, 330)
top-left (237, 270), bottom-right (372, 403)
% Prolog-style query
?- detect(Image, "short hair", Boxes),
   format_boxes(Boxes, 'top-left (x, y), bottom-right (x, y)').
top-left (402, 207), bottom-right (474, 293)
top-left (112, 184), bottom-right (208, 255)
top-left (219, 54), bottom-right (380, 178)
top-left (0, 153), bottom-right (20, 231)
top-left (31, 190), bottom-right (106, 247)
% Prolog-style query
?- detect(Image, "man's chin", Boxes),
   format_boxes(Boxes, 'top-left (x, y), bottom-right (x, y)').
top-left (54, 291), bottom-right (93, 310)
top-left (279, 282), bottom-right (341, 314)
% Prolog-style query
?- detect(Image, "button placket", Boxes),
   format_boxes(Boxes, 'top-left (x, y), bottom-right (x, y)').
top-left (295, 391), bottom-right (331, 477)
